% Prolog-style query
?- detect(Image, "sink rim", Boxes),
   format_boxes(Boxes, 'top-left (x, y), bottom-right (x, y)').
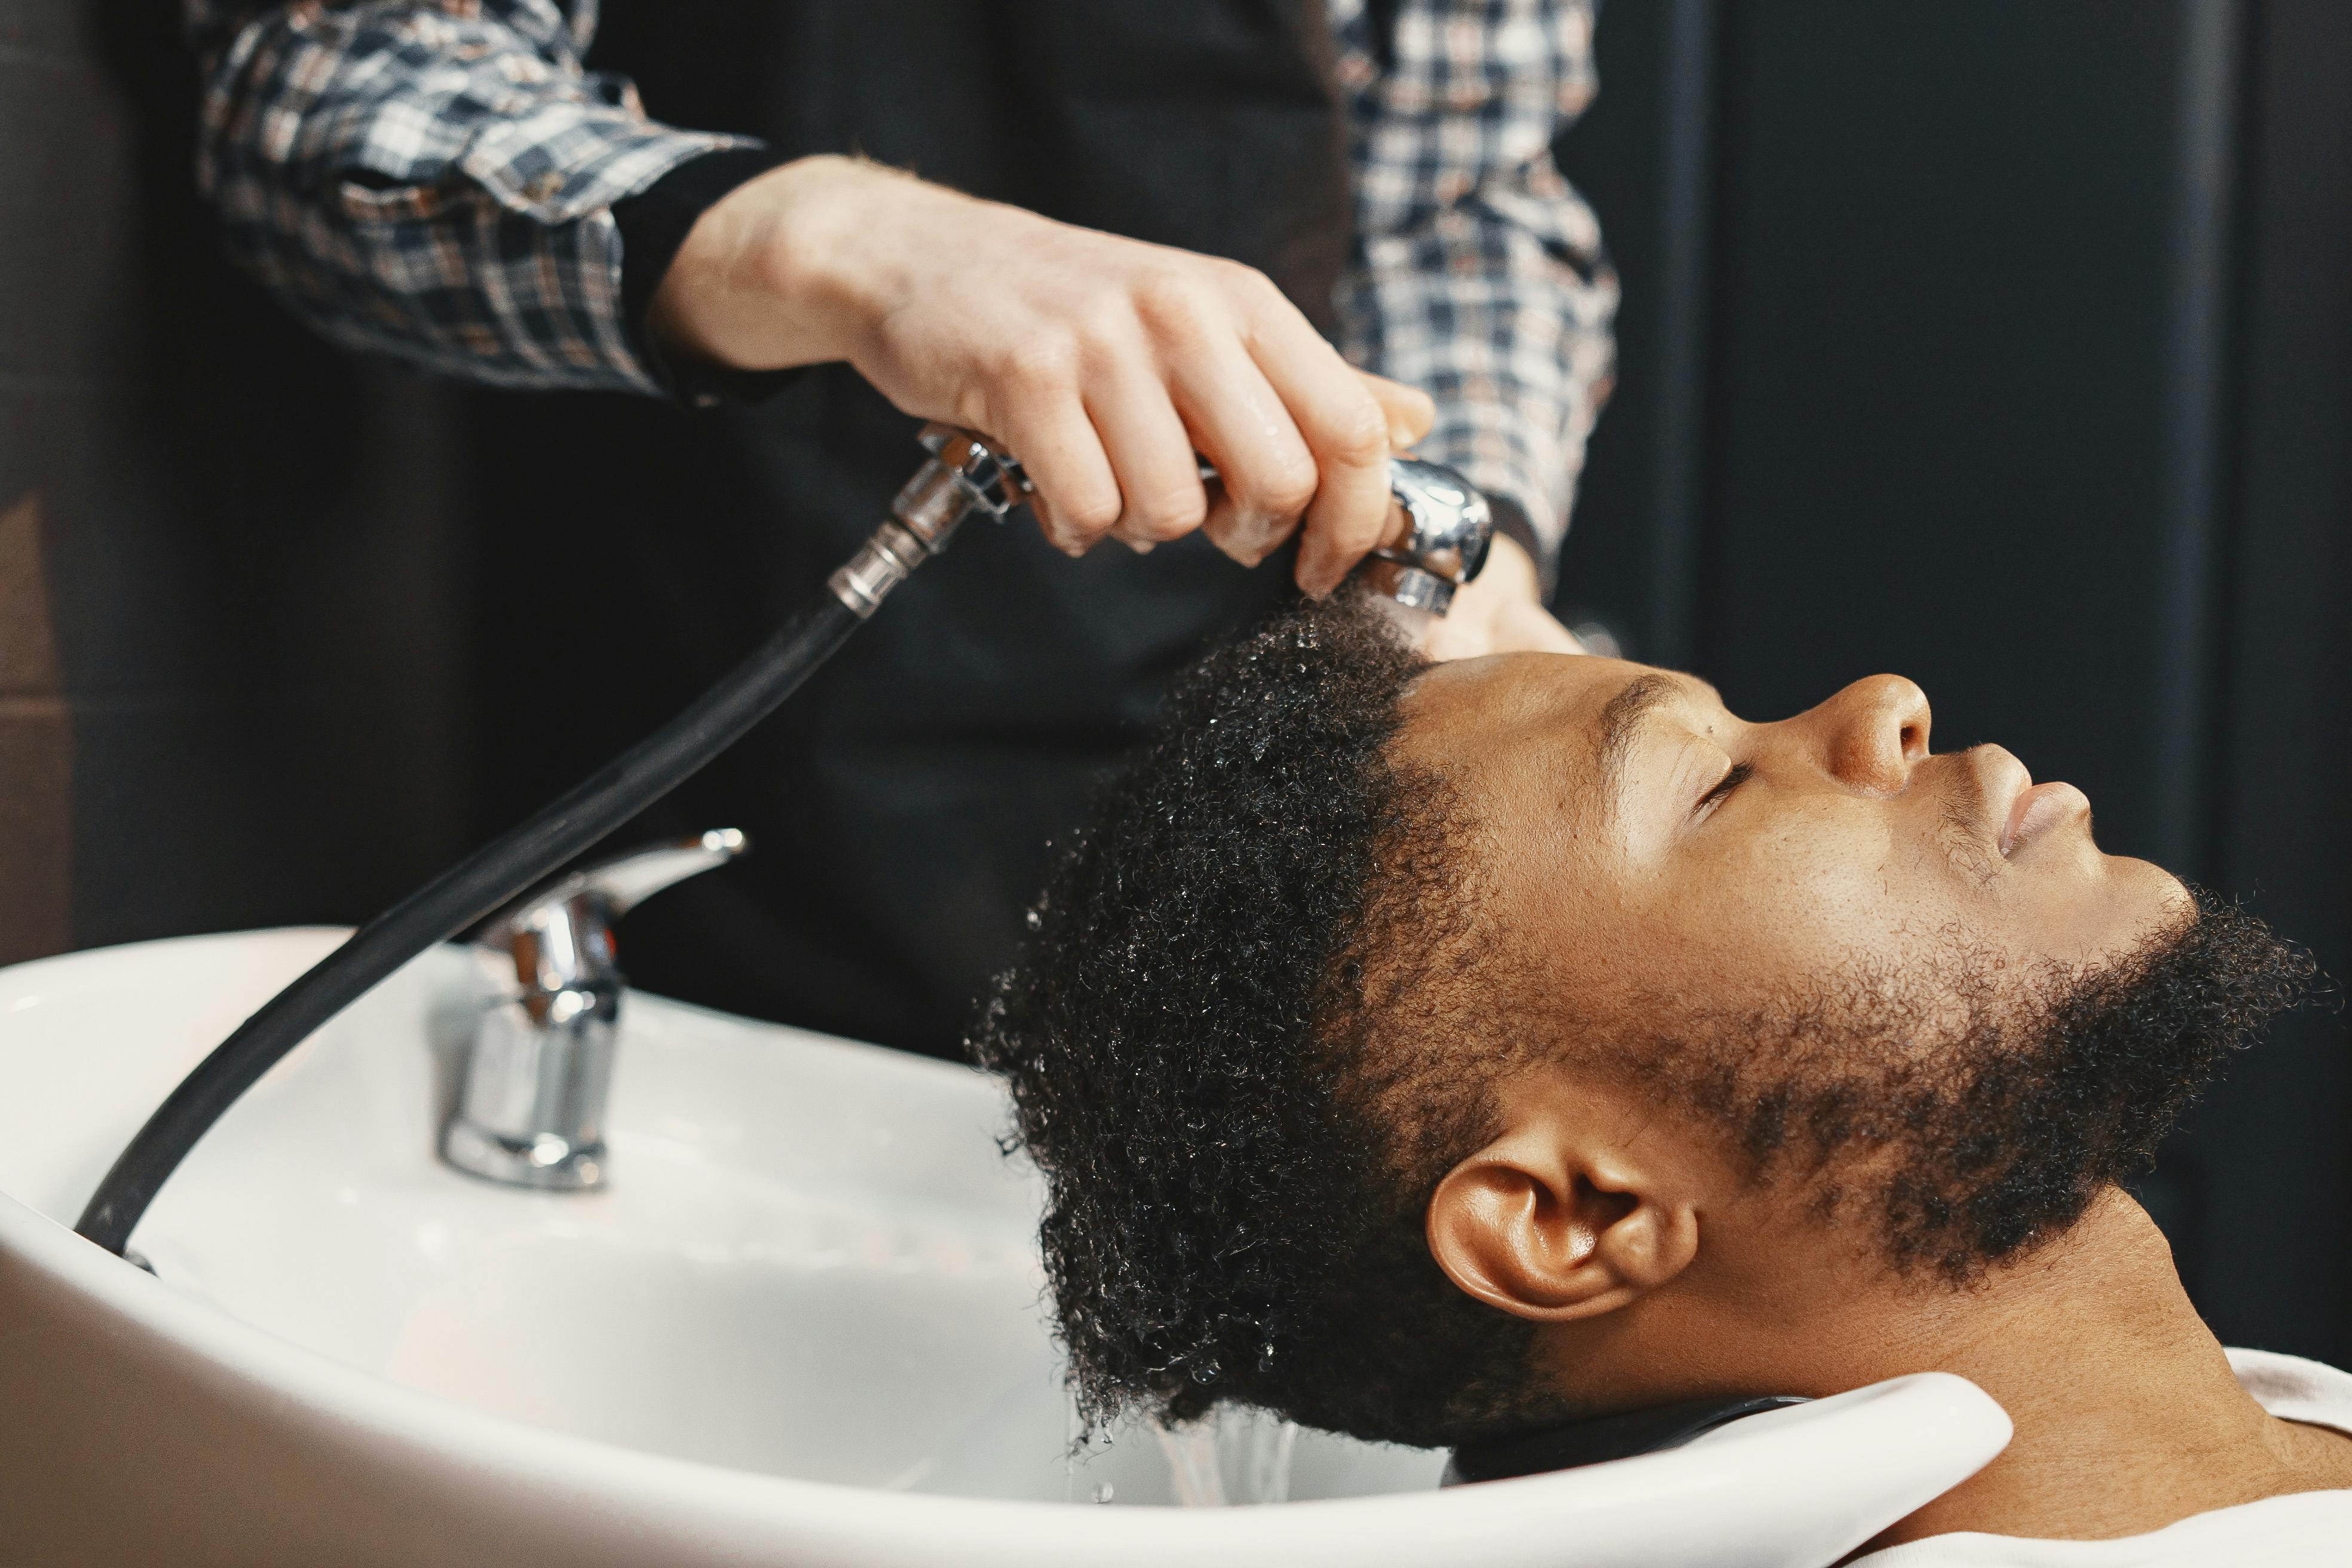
top-left (2, 1186), bottom-right (2005, 1542)
top-left (0, 930), bottom-right (2013, 1564)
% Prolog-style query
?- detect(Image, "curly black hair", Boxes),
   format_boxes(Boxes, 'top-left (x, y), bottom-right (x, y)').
top-left (969, 592), bottom-right (1569, 1448)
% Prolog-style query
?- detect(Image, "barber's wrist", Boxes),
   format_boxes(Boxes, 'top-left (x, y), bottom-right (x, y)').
top-left (1482, 532), bottom-right (1547, 605)
top-left (1417, 532), bottom-right (1580, 659)
top-left (614, 145), bottom-right (791, 400)
top-left (1481, 493), bottom-right (1560, 598)
top-left (647, 154), bottom-right (920, 375)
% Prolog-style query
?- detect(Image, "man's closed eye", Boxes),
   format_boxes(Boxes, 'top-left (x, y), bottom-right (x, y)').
top-left (1696, 761), bottom-right (1753, 821)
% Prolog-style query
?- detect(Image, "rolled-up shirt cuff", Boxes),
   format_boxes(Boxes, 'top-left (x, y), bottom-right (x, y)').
top-left (612, 144), bottom-right (807, 406)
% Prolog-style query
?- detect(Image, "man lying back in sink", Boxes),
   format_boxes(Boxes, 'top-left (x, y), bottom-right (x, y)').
top-left (969, 593), bottom-right (2352, 1564)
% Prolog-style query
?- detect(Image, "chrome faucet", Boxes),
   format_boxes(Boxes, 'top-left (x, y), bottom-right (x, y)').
top-left (441, 828), bottom-right (746, 1191)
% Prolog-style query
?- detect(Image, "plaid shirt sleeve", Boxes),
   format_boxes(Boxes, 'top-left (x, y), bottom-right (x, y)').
top-left (1329, 0), bottom-right (1619, 583)
top-left (185, 0), bottom-right (754, 393)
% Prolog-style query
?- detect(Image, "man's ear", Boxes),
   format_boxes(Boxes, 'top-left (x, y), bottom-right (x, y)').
top-left (1426, 1116), bottom-right (1701, 1324)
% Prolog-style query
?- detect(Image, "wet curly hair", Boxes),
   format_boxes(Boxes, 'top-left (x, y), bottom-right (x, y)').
top-left (969, 592), bottom-right (1569, 1448)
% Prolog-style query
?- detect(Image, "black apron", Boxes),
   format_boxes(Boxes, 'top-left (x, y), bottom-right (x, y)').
top-left (460, 1), bottom-right (1353, 1056)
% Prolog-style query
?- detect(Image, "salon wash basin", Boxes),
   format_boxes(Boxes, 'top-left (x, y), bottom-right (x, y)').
top-left (0, 930), bottom-right (2011, 1566)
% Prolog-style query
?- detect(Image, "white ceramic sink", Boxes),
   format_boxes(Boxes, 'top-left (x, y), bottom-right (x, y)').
top-left (0, 930), bottom-right (2011, 1566)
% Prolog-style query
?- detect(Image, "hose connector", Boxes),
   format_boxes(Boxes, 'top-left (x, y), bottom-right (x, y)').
top-left (829, 424), bottom-right (1034, 618)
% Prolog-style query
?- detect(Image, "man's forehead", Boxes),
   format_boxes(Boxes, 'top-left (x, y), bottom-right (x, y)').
top-left (1402, 655), bottom-right (1714, 764)
top-left (1397, 655), bottom-right (1731, 847)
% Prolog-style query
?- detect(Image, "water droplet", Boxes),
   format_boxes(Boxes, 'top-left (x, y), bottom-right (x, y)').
top-left (1092, 1482), bottom-right (1115, 1504)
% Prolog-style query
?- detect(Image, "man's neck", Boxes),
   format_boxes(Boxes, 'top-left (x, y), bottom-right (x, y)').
top-left (1846, 1191), bottom-right (2352, 1548)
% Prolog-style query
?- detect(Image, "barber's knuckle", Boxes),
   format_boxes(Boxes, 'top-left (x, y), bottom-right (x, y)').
top-left (1055, 485), bottom-right (1122, 537)
top-left (997, 330), bottom-right (1080, 393)
top-left (1132, 268), bottom-right (1218, 338)
top-left (1130, 483), bottom-right (1208, 539)
top-left (1211, 257), bottom-right (1275, 298)
top-left (1247, 454), bottom-right (1318, 516)
top-left (1232, 263), bottom-right (1288, 320)
top-left (954, 383), bottom-right (997, 436)
top-left (1324, 395), bottom-right (1392, 464)
top-left (1073, 289), bottom-right (1138, 353)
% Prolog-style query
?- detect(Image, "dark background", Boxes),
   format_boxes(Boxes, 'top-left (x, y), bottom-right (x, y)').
top-left (1, 1), bottom-right (2344, 1363)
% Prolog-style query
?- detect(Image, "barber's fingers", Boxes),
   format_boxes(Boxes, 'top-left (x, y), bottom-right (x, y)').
top-left (1086, 358), bottom-right (1210, 550)
top-left (1234, 286), bottom-right (1397, 596)
top-left (994, 270), bottom-right (1435, 571)
top-left (994, 393), bottom-right (1122, 555)
top-left (1160, 324), bottom-right (1319, 571)
top-left (1197, 488), bottom-right (1291, 568)
top-left (1358, 370), bottom-right (1436, 450)
top-left (1346, 376), bottom-right (1428, 555)
top-left (1189, 376), bottom-right (1423, 571)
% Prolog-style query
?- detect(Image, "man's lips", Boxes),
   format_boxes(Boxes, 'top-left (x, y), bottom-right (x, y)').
top-left (2002, 775), bottom-right (2088, 856)
top-left (1955, 745), bottom-right (2091, 859)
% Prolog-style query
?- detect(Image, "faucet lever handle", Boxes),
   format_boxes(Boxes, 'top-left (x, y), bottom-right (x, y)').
top-left (474, 828), bottom-right (749, 970)
top-left (569, 827), bottom-right (749, 920)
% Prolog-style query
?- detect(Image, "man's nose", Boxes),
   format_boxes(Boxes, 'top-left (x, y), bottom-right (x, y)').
top-left (1808, 674), bottom-right (1932, 794)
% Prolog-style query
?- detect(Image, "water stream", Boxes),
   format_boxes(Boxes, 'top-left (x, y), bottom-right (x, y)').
top-left (1153, 1407), bottom-right (1302, 1506)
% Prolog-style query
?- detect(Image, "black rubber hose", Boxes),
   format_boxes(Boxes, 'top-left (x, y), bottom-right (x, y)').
top-left (75, 592), bottom-right (864, 1255)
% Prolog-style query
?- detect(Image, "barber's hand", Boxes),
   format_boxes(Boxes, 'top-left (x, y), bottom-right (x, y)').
top-left (650, 155), bottom-right (1435, 595)
top-left (1415, 535), bottom-right (1584, 662)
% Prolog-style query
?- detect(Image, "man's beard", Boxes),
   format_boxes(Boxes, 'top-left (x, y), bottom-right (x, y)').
top-left (1615, 890), bottom-right (2317, 1281)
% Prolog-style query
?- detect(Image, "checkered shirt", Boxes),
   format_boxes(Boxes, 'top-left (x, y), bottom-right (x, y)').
top-left (186, 0), bottom-right (1616, 569)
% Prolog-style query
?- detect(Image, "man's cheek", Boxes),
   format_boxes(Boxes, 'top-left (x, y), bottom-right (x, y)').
top-left (1696, 826), bottom-right (1933, 971)
top-left (1642, 877), bottom-right (1845, 1005)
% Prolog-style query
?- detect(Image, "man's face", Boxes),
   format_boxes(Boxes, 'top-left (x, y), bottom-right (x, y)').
top-left (1396, 654), bottom-right (2192, 1035)
top-left (1392, 654), bottom-right (2288, 1280)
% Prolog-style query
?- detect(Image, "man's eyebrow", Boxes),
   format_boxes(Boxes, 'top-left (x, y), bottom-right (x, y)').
top-left (1594, 672), bottom-right (1690, 795)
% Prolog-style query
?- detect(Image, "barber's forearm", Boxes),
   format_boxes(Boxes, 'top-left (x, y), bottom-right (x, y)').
top-left (190, 0), bottom-right (746, 392)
